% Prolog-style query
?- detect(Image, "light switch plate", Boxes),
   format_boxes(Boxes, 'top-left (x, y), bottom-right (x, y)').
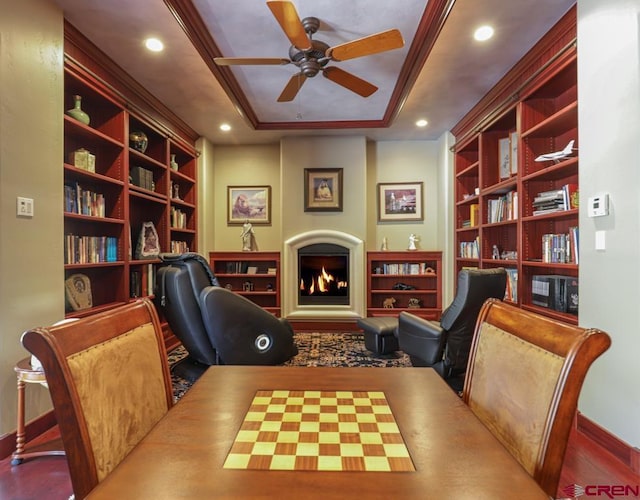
top-left (17, 197), bottom-right (34, 217)
top-left (595, 230), bottom-right (606, 250)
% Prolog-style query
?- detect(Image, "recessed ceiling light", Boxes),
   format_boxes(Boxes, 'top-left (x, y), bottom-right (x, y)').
top-left (144, 38), bottom-right (164, 52)
top-left (474, 25), bottom-right (494, 42)
top-left (220, 123), bottom-right (231, 132)
top-left (416, 119), bottom-right (428, 127)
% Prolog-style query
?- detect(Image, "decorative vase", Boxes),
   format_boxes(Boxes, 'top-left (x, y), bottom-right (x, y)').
top-left (129, 131), bottom-right (148, 154)
top-left (170, 154), bottom-right (178, 171)
top-left (66, 95), bottom-right (90, 125)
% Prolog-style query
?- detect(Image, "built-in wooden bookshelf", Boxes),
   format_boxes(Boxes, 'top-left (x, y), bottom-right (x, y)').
top-left (63, 25), bottom-right (198, 350)
top-left (366, 251), bottom-right (442, 319)
top-left (452, 9), bottom-right (577, 324)
top-left (209, 252), bottom-right (281, 317)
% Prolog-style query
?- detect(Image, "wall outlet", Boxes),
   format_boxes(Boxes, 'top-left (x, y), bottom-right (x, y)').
top-left (17, 197), bottom-right (34, 217)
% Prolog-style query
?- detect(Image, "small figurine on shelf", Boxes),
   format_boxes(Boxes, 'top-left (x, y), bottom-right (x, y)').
top-left (241, 220), bottom-right (256, 251)
top-left (173, 183), bottom-right (180, 200)
top-left (383, 297), bottom-right (396, 309)
top-left (381, 237), bottom-right (388, 251)
top-left (408, 298), bottom-right (422, 309)
top-left (408, 233), bottom-right (419, 251)
top-left (492, 245), bottom-right (500, 260)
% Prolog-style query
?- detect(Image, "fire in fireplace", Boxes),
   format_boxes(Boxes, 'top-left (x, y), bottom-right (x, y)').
top-left (298, 243), bottom-right (349, 305)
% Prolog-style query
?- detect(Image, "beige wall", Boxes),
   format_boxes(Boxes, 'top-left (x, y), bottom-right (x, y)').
top-left (211, 144), bottom-right (282, 252)
top-left (206, 136), bottom-right (444, 258)
top-left (370, 140), bottom-right (441, 253)
top-left (281, 136), bottom-right (368, 243)
top-left (197, 137), bottom-right (216, 254)
top-left (0, 0), bottom-right (64, 435)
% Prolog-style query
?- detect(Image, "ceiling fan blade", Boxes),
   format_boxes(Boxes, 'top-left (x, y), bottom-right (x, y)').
top-left (267, 1), bottom-right (312, 50)
top-left (214, 57), bottom-right (291, 66)
top-left (327, 29), bottom-right (404, 62)
top-left (278, 73), bottom-right (307, 102)
top-left (322, 67), bottom-right (378, 97)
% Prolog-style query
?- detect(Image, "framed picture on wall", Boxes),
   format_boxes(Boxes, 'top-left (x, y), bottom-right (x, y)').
top-left (304, 168), bottom-right (343, 212)
top-left (227, 185), bottom-right (271, 225)
top-left (377, 182), bottom-right (424, 222)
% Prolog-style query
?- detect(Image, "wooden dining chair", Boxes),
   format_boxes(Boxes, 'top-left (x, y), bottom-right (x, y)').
top-left (462, 299), bottom-right (611, 498)
top-left (21, 298), bottom-right (174, 499)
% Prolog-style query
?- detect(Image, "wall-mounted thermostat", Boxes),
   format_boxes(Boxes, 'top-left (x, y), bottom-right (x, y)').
top-left (588, 193), bottom-right (609, 217)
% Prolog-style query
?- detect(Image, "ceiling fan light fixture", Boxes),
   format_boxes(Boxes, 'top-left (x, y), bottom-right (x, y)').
top-left (473, 25), bottom-right (494, 42)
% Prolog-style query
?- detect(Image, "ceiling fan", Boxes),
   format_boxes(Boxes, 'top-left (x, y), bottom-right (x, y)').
top-left (213, 0), bottom-right (405, 102)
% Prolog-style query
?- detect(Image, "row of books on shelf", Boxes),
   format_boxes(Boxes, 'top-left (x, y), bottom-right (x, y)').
top-left (130, 264), bottom-right (156, 298)
top-left (130, 166), bottom-right (154, 191)
top-left (222, 261), bottom-right (277, 274)
top-left (532, 183), bottom-right (578, 216)
top-left (532, 275), bottom-right (578, 315)
top-left (461, 204), bottom-right (480, 228)
top-left (374, 263), bottom-right (436, 275)
top-left (170, 240), bottom-right (190, 254)
top-left (170, 207), bottom-right (187, 229)
top-left (541, 228), bottom-right (579, 264)
top-left (64, 183), bottom-right (106, 218)
top-left (459, 238), bottom-right (480, 259)
top-left (487, 191), bottom-right (518, 223)
top-left (456, 267), bottom-right (577, 315)
top-left (64, 234), bottom-right (118, 264)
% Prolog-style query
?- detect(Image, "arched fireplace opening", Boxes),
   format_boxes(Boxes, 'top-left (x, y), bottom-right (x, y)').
top-left (298, 243), bottom-right (349, 306)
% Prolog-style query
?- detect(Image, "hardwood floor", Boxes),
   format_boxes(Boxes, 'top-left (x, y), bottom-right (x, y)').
top-left (1, 422), bottom-right (638, 499)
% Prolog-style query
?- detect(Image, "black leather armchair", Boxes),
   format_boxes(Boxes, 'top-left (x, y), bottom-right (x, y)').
top-left (155, 253), bottom-right (297, 380)
top-left (396, 268), bottom-right (507, 391)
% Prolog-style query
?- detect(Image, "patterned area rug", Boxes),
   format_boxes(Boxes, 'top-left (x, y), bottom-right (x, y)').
top-left (168, 332), bottom-right (411, 401)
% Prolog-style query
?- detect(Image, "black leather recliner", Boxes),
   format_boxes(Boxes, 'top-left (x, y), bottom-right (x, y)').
top-left (155, 253), bottom-right (297, 380)
top-left (396, 267), bottom-right (507, 391)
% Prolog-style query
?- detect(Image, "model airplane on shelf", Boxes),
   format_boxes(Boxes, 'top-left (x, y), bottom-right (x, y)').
top-left (535, 140), bottom-right (577, 163)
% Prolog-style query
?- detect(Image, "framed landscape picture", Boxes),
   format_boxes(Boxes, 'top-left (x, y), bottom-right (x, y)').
top-left (304, 168), bottom-right (343, 212)
top-left (227, 185), bottom-right (271, 225)
top-left (377, 182), bottom-right (424, 222)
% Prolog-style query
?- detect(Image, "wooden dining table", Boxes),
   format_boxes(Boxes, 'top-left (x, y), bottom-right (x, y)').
top-left (87, 366), bottom-right (547, 499)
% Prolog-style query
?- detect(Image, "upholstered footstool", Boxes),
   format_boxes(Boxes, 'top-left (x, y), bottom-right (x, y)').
top-left (357, 317), bottom-right (400, 355)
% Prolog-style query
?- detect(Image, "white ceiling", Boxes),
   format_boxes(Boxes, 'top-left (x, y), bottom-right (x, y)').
top-left (54, 0), bottom-right (575, 145)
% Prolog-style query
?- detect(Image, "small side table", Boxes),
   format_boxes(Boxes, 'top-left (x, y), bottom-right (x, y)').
top-left (11, 357), bottom-right (65, 466)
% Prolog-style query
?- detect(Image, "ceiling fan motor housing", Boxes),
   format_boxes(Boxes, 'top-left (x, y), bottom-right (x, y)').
top-left (289, 39), bottom-right (330, 77)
